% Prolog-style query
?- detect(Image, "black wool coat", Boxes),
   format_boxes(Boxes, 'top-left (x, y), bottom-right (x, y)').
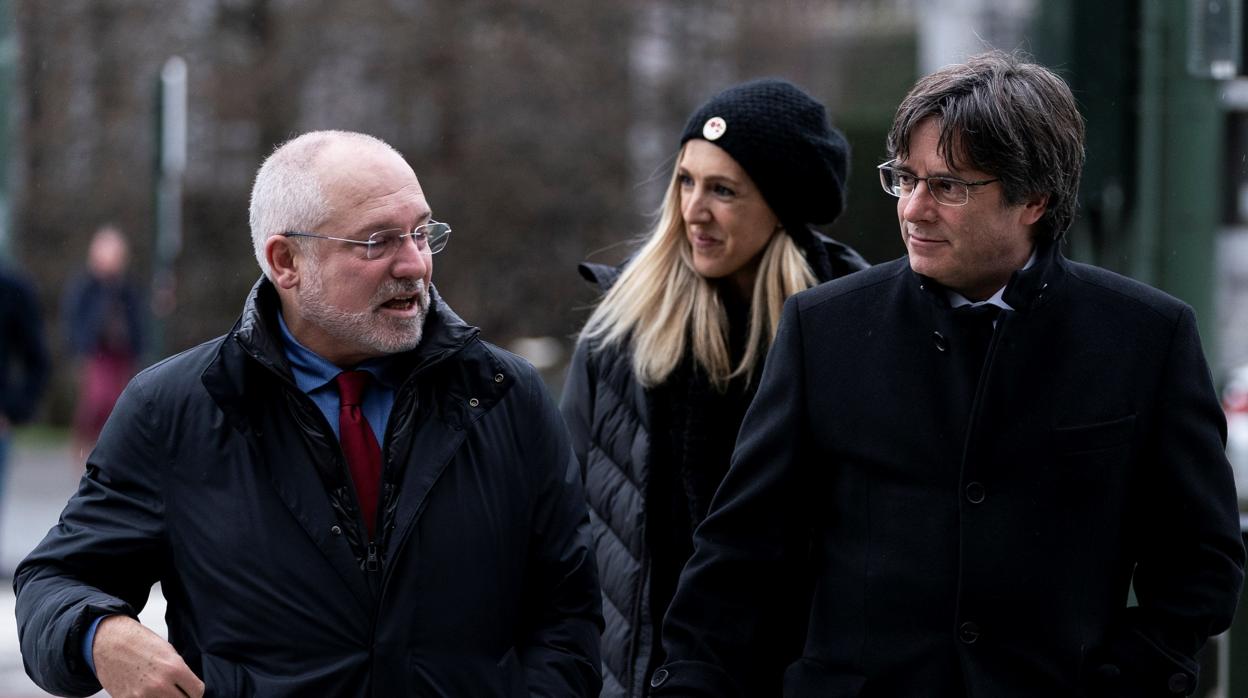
top-left (15, 278), bottom-right (603, 697)
top-left (561, 235), bottom-right (868, 698)
top-left (653, 244), bottom-right (1245, 698)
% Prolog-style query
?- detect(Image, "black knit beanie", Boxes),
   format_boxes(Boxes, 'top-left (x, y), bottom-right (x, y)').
top-left (679, 78), bottom-right (850, 248)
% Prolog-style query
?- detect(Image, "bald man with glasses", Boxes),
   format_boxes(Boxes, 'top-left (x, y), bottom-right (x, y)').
top-left (16, 130), bottom-right (602, 698)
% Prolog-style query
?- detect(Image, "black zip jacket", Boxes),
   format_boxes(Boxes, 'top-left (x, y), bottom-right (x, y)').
top-left (16, 278), bottom-right (603, 697)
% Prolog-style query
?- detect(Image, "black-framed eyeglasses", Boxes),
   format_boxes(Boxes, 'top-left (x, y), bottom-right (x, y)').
top-left (877, 160), bottom-right (999, 207)
top-left (281, 220), bottom-right (452, 260)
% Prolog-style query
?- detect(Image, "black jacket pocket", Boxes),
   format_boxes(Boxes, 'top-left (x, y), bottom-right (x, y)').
top-left (1054, 414), bottom-right (1136, 456)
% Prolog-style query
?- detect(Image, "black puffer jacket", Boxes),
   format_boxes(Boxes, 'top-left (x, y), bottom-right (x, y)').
top-left (559, 234), bottom-right (868, 697)
top-left (16, 278), bottom-right (602, 697)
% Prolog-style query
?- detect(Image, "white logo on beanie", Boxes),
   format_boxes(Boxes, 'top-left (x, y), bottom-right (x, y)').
top-left (702, 116), bottom-right (727, 141)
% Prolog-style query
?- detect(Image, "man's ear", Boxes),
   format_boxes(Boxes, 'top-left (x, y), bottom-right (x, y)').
top-left (1020, 192), bottom-right (1049, 226)
top-left (266, 235), bottom-right (303, 290)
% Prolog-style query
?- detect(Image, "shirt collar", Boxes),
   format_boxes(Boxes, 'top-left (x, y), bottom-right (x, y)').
top-left (276, 311), bottom-right (399, 392)
top-left (946, 247), bottom-right (1037, 311)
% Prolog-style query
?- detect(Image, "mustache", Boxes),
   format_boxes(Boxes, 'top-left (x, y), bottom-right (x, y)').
top-left (372, 279), bottom-right (428, 305)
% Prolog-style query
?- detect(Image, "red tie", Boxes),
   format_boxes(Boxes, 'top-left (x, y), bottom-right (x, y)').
top-left (335, 370), bottom-right (382, 539)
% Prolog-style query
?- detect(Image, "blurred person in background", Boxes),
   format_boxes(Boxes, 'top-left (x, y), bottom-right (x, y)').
top-left (61, 224), bottom-right (145, 463)
top-left (16, 130), bottom-right (602, 697)
top-left (560, 78), bottom-right (868, 697)
top-left (0, 262), bottom-right (50, 535)
top-left (650, 50), bottom-right (1245, 698)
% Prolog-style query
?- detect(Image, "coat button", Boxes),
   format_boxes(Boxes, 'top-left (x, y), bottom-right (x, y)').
top-left (330, 525), bottom-right (342, 536)
top-left (965, 481), bottom-right (986, 504)
top-left (932, 331), bottom-right (948, 352)
top-left (494, 373), bottom-right (504, 383)
top-left (469, 397), bottom-right (480, 407)
top-left (650, 668), bottom-right (669, 688)
top-left (958, 621), bottom-right (980, 644)
top-left (1167, 673), bottom-right (1190, 693)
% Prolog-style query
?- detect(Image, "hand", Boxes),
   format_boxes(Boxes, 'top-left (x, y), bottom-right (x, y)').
top-left (93, 615), bottom-right (205, 697)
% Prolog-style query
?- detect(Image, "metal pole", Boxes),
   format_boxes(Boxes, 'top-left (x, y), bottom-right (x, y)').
top-left (0, 0), bottom-right (14, 262)
top-left (151, 56), bottom-right (186, 361)
top-left (1158, 0), bottom-right (1224, 360)
top-left (1133, 0), bottom-right (1166, 287)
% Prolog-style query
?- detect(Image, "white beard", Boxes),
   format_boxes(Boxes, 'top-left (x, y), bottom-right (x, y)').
top-left (298, 264), bottom-right (430, 358)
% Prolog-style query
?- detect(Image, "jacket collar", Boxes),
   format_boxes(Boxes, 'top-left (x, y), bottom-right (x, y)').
top-left (1000, 238), bottom-right (1065, 312)
top-left (577, 261), bottom-right (623, 294)
top-left (912, 237), bottom-right (1067, 314)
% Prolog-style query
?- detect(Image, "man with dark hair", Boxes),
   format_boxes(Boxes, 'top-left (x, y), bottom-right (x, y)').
top-left (15, 130), bottom-right (602, 697)
top-left (650, 51), bottom-right (1244, 697)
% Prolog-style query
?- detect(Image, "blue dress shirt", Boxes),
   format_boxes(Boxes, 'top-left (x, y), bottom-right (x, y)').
top-left (277, 312), bottom-right (399, 446)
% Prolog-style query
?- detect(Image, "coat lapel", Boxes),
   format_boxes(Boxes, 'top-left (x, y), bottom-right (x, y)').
top-left (203, 307), bottom-right (373, 613)
top-left (252, 404), bottom-right (374, 612)
top-left (383, 411), bottom-right (466, 573)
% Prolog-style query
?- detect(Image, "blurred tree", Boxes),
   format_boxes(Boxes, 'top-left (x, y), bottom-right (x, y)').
top-left (11, 0), bottom-right (920, 419)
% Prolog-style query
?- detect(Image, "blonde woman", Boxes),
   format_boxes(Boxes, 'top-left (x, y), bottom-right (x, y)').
top-left (560, 79), bottom-right (868, 697)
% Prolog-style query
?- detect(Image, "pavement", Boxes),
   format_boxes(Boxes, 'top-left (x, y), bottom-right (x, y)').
top-left (0, 440), bottom-right (167, 698)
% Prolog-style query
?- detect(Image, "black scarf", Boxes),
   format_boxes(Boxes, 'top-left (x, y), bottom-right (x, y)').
top-left (643, 289), bottom-right (757, 671)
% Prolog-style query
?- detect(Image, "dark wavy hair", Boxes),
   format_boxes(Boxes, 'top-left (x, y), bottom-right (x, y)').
top-left (886, 50), bottom-right (1086, 240)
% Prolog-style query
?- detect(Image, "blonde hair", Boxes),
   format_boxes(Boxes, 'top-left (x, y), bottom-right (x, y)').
top-left (581, 163), bottom-right (817, 391)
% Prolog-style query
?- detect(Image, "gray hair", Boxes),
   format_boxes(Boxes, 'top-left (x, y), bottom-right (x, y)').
top-left (886, 50), bottom-right (1086, 241)
top-left (248, 130), bottom-right (401, 279)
